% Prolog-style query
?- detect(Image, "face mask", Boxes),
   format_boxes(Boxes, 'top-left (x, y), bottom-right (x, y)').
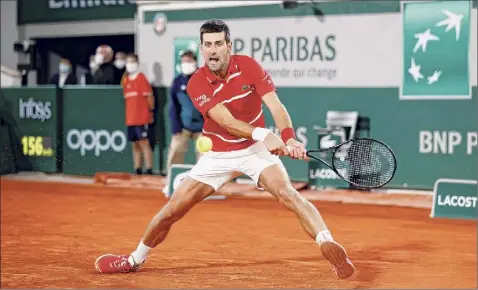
top-left (95, 54), bottom-right (104, 65)
top-left (181, 62), bottom-right (197, 75)
top-left (89, 61), bottom-right (98, 71)
top-left (115, 59), bottom-right (125, 69)
top-left (126, 62), bottom-right (138, 74)
top-left (59, 63), bottom-right (70, 74)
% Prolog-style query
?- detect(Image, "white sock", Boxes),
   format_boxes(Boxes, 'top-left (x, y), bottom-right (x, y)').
top-left (315, 230), bottom-right (334, 244)
top-left (129, 240), bottom-right (152, 266)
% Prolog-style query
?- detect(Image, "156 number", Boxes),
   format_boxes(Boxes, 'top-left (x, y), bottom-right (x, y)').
top-left (21, 136), bottom-right (44, 156)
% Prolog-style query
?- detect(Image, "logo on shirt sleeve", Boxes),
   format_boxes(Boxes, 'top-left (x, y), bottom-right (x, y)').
top-left (195, 94), bottom-right (210, 107)
top-left (195, 94), bottom-right (207, 101)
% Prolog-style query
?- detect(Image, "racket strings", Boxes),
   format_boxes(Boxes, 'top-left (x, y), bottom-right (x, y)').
top-left (333, 139), bottom-right (395, 188)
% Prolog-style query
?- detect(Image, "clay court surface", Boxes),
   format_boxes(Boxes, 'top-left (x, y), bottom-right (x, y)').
top-left (1, 178), bottom-right (476, 289)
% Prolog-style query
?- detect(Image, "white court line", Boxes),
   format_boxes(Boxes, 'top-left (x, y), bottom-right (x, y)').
top-left (371, 189), bottom-right (433, 196)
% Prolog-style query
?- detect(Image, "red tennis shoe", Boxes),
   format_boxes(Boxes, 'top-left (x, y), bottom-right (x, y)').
top-left (319, 240), bottom-right (355, 279)
top-left (95, 254), bottom-right (144, 274)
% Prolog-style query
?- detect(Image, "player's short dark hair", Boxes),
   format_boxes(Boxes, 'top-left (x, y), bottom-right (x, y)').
top-left (200, 19), bottom-right (231, 43)
top-left (180, 49), bottom-right (197, 61)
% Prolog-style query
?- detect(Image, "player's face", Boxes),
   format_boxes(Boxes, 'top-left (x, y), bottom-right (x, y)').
top-left (201, 32), bottom-right (232, 73)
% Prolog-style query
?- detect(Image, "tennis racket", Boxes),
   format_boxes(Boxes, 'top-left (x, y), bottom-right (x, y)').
top-left (304, 138), bottom-right (397, 189)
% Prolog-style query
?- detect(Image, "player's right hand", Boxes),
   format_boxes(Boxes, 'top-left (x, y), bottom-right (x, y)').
top-left (263, 132), bottom-right (290, 156)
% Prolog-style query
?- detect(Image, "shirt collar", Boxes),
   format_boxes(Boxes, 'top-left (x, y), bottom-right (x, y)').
top-left (203, 55), bottom-right (238, 84)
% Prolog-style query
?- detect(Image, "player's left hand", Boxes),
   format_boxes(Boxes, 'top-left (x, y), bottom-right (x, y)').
top-left (286, 139), bottom-right (309, 161)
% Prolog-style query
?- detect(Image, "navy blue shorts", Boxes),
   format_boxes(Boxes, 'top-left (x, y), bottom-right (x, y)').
top-left (127, 124), bottom-right (151, 142)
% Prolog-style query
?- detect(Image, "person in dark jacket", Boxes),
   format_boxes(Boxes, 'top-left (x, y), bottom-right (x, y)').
top-left (49, 58), bottom-right (77, 87)
top-left (92, 45), bottom-right (116, 85)
top-left (166, 50), bottom-right (204, 170)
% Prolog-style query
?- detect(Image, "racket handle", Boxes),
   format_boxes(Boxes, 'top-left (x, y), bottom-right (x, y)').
top-left (285, 145), bottom-right (310, 158)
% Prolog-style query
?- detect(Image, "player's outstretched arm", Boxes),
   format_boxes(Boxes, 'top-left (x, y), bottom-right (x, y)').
top-left (207, 103), bottom-right (289, 156)
top-left (262, 91), bottom-right (308, 160)
top-left (262, 91), bottom-right (293, 139)
top-left (232, 55), bottom-right (306, 160)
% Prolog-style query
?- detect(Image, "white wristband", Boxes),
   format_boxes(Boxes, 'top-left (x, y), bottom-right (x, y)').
top-left (252, 127), bottom-right (271, 142)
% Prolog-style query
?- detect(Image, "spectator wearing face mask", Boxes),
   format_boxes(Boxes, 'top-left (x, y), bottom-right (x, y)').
top-left (166, 50), bottom-right (204, 171)
top-left (114, 51), bottom-right (127, 84)
top-left (92, 45), bottom-right (116, 85)
top-left (49, 58), bottom-right (77, 87)
top-left (121, 53), bottom-right (155, 175)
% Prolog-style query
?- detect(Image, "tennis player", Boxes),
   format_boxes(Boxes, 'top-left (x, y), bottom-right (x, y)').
top-left (95, 19), bottom-right (355, 280)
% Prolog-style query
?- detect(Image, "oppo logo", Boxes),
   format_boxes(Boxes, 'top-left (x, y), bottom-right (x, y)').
top-left (66, 129), bottom-right (126, 156)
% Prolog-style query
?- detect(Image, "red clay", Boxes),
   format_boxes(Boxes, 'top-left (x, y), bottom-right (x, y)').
top-left (1, 179), bottom-right (476, 288)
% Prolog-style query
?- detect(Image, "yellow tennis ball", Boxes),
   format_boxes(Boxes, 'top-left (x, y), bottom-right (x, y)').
top-left (196, 136), bottom-right (213, 153)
